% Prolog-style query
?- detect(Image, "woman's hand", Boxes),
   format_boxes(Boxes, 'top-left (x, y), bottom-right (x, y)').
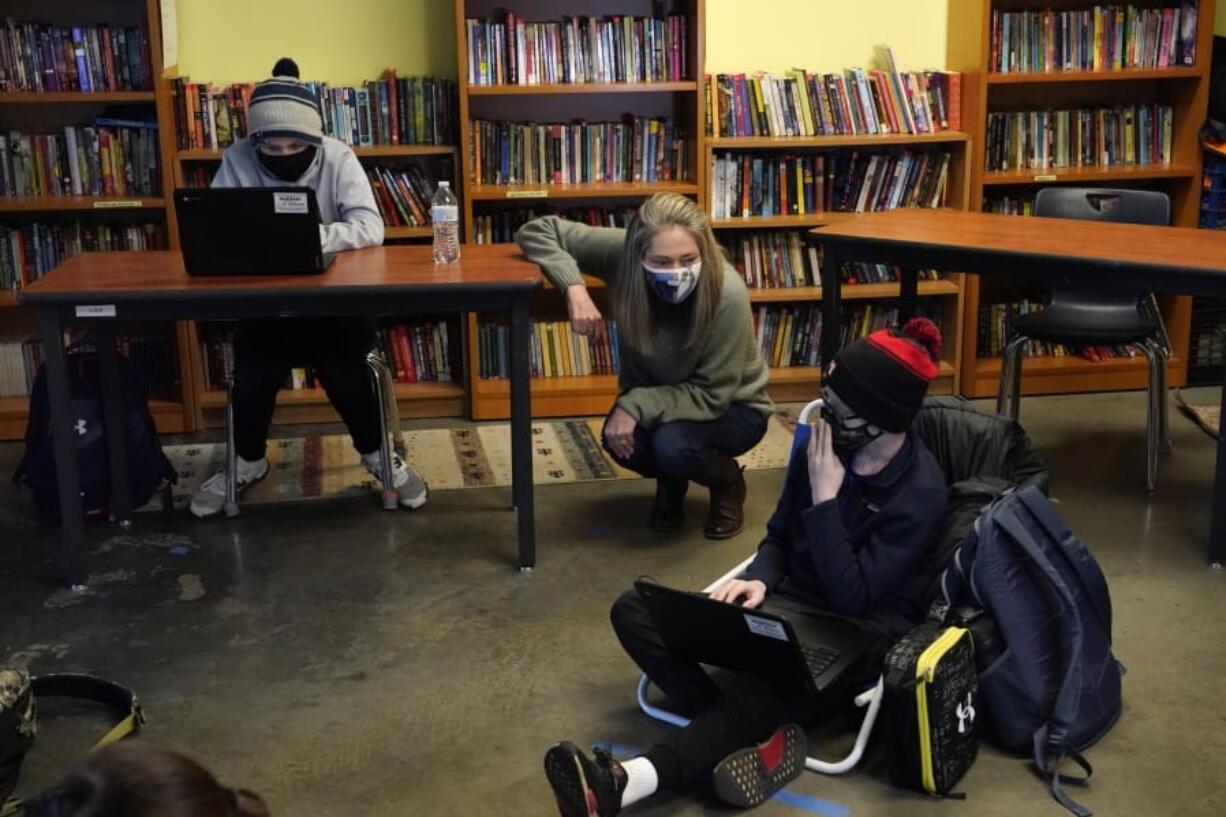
top-left (603, 406), bottom-right (637, 460)
top-left (709, 578), bottom-right (768, 609)
top-left (566, 284), bottom-right (604, 338)
top-left (808, 418), bottom-right (846, 505)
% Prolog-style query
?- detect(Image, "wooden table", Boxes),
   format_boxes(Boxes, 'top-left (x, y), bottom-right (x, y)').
top-left (809, 208), bottom-right (1226, 567)
top-left (19, 244), bottom-right (543, 584)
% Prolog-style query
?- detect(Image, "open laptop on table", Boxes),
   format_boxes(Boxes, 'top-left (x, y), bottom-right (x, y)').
top-left (634, 579), bottom-right (872, 696)
top-left (174, 187), bottom-right (336, 276)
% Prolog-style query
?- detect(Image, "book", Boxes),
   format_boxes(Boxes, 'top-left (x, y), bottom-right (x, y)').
top-left (478, 318), bottom-right (620, 379)
top-left (0, 20), bottom-right (149, 92)
top-left (984, 104), bottom-right (1174, 171)
top-left (0, 121), bottom-right (160, 198)
top-left (0, 221), bottom-right (165, 287)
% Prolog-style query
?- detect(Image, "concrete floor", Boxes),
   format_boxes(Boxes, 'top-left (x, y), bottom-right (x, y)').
top-left (1, 390), bottom-right (1224, 817)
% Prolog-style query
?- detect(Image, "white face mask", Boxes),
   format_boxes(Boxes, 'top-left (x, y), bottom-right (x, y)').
top-left (643, 260), bottom-right (703, 304)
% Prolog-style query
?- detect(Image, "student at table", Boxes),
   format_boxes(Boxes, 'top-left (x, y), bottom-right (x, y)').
top-left (189, 57), bottom-right (427, 518)
top-left (516, 193), bottom-right (772, 539)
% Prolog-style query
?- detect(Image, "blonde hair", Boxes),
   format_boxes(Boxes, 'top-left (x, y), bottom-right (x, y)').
top-left (613, 193), bottom-right (724, 352)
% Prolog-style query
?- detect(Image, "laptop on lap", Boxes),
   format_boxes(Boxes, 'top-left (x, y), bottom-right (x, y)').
top-left (634, 579), bottom-right (872, 696)
top-left (174, 187), bottom-right (336, 276)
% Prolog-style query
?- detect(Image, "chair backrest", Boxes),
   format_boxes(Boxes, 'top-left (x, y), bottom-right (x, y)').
top-left (911, 397), bottom-right (1048, 492)
top-left (1034, 187), bottom-right (1171, 309)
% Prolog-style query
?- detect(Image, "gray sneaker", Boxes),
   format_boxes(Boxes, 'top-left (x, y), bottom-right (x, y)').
top-left (361, 451), bottom-right (428, 510)
top-left (189, 456), bottom-right (269, 518)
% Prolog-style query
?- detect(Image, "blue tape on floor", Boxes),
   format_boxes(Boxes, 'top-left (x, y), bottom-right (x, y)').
top-left (770, 789), bottom-right (851, 817)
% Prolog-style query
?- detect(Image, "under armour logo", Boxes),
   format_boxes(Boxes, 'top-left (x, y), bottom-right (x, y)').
top-left (74, 419), bottom-right (88, 436)
top-left (956, 692), bottom-right (976, 734)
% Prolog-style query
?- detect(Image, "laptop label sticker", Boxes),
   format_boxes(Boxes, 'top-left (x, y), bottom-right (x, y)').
top-left (744, 614), bottom-right (788, 641)
top-left (273, 192), bottom-right (309, 214)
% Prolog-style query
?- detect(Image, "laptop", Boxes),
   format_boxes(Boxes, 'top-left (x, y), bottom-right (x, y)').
top-left (634, 579), bottom-right (872, 695)
top-left (174, 187), bottom-right (336, 276)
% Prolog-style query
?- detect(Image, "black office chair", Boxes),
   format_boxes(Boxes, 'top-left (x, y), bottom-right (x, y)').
top-left (995, 187), bottom-right (1172, 492)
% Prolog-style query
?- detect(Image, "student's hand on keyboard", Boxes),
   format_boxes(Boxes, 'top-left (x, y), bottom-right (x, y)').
top-left (709, 578), bottom-right (767, 609)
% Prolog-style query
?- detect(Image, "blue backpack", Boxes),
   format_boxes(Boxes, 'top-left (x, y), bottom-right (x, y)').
top-left (940, 485), bottom-right (1122, 817)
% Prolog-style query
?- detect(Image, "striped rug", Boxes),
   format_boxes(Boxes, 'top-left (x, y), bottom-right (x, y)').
top-left (161, 414), bottom-right (799, 509)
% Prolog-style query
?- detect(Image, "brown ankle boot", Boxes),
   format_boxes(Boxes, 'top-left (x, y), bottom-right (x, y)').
top-left (649, 477), bottom-right (688, 532)
top-left (699, 455), bottom-right (746, 539)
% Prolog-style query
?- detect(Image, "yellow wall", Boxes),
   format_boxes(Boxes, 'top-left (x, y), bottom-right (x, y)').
top-left (705, 0), bottom-right (950, 74)
top-left (174, 0), bottom-right (952, 83)
top-left (174, 0), bottom-right (456, 84)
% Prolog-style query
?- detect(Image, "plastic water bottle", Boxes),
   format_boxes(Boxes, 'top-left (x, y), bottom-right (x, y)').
top-left (431, 181), bottom-right (460, 264)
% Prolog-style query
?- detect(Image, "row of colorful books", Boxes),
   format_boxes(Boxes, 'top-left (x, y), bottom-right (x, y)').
top-left (983, 195), bottom-right (1036, 215)
top-left (465, 12), bottom-right (688, 86)
top-left (0, 21), bottom-right (151, 93)
top-left (978, 301), bottom-right (1141, 361)
top-left (366, 165), bottom-right (437, 228)
top-left (985, 104), bottom-right (1174, 171)
top-left (989, 4), bottom-right (1198, 74)
top-left (754, 301), bottom-right (942, 370)
top-left (199, 321), bottom-right (455, 390)
top-left (171, 74), bottom-right (457, 150)
top-left (0, 122), bottom-right (161, 198)
top-left (0, 339), bottom-right (42, 397)
top-left (710, 150), bottom-right (950, 219)
top-left (1, 221), bottom-right (166, 289)
top-left (472, 206), bottom-right (637, 245)
top-left (707, 54), bottom-right (961, 138)
top-left (727, 229), bottom-right (941, 289)
top-left (478, 319), bottom-right (621, 380)
top-left (470, 117), bottom-right (689, 186)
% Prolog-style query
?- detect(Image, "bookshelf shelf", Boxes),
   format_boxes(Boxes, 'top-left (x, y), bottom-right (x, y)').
top-left (468, 181), bottom-right (701, 201)
top-left (712, 212), bottom-right (858, 229)
top-left (0, 292), bottom-right (20, 308)
top-left (0, 196), bottom-right (167, 213)
top-left (0, 91), bottom-right (157, 104)
top-left (708, 132), bottom-right (970, 149)
top-left (748, 280), bottom-right (961, 303)
top-left (197, 381), bottom-right (465, 426)
top-left (384, 225), bottom-right (432, 239)
top-left (987, 67), bottom-right (1202, 85)
top-left (199, 381), bottom-right (463, 409)
top-left (177, 145), bottom-right (457, 161)
top-left (475, 374), bottom-right (620, 397)
top-left (468, 81), bottom-right (698, 96)
top-left (981, 164), bottom-right (1199, 187)
top-left (0, 396), bottom-right (188, 439)
top-left (948, 0), bottom-right (1212, 398)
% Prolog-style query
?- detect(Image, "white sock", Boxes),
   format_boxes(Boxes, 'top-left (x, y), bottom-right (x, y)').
top-left (619, 757), bottom-right (659, 808)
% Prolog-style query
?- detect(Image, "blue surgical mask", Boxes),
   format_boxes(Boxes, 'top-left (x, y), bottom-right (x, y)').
top-left (643, 260), bottom-right (702, 304)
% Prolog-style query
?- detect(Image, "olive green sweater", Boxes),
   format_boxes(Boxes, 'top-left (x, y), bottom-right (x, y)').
top-left (515, 216), bottom-right (772, 428)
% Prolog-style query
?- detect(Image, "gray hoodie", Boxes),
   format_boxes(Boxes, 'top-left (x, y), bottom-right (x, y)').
top-left (211, 136), bottom-right (384, 253)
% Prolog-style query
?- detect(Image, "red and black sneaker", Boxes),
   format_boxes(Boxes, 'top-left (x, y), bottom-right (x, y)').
top-left (543, 742), bottom-right (627, 817)
top-left (711, 723), bottom-right (807, 808)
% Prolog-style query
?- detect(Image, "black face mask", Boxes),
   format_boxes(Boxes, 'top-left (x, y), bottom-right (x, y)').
top-left (820, 399), bottom-right (882, 461)
top-left (257, 146), bottom-right (318, 182)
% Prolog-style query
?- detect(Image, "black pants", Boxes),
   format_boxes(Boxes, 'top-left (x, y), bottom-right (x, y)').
top-left (611, 588), bottom-right (883, 791)
top-left (604, 403), bottom-right (769, 482)
top-left (232, 318), bottom-right (382, 461)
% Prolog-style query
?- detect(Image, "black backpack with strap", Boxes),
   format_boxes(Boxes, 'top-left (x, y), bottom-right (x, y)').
top-left (0, 668), bottom-right (143, 816)
top-left (12, 345), bottom-right (176, 522)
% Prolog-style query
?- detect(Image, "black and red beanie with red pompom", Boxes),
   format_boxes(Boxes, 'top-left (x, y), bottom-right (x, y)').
top-left (824, 317), bottom-right (943, 432)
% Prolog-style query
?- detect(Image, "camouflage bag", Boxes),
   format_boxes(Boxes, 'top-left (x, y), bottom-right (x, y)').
top-left (0, 668), bottom-right (143, 816)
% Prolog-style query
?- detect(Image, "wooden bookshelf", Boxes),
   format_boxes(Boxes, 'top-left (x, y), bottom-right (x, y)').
top-left (747, 279), bottom-right (961, 304)
top-left (177, 145), bottom-right (457, 161)
top-left (459, 0), bottom-right (706, 419)
top-left (947, 0), bottom-right (1214, 398)
top-left (764, 361), bottom-right (958, 401)
top-left (384, 226), bottom-right (433, 239)
top-left (0, 0), bottom-right (193, 440)
top-left (709, 132), bottom-right (970, 149)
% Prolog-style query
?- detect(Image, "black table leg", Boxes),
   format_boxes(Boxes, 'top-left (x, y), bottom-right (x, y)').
top-left (39, 309), bottom-right (87, 585)
top-left (819, 243), bottom-right (842, 368)
top-left (899, 267), bottom-right (918, 323)
top-left (94, 323), bottom-right (133, 527)
top-left (1209, 355), bottom-right (1226, 568)
top-left (508, 297), bottom-right (535, 570)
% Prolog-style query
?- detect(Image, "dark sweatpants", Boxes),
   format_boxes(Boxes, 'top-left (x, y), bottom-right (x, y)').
top-left (602, 403), bottom-right (769, 482)
top-left (232, 317), bottom-right (382, 461)
top-left (611, 587), bottom-right (880, 790)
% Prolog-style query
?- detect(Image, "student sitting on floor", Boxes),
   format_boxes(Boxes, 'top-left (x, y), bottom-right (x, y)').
top-left (542, 319), bottom-right (948, 815)
top-left (189, 57), bottom-right (427, 518)
top-left (516, 194), bottom-right (772, 539)
top-left (22, 741), bottom-right (269, 817)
